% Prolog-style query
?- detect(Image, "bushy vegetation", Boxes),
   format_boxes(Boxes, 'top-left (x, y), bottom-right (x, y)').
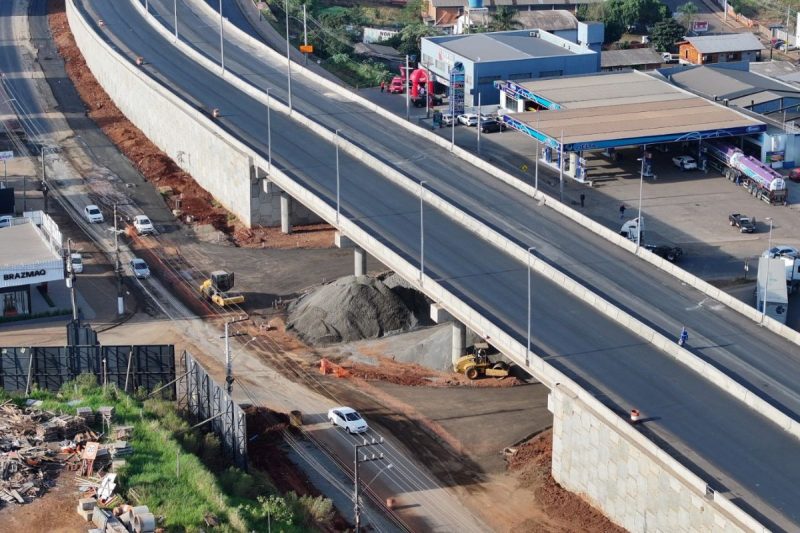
top-left (9, 375), bottom-right (334, 532)
top-left (578, 0), bottom-right (671, 43)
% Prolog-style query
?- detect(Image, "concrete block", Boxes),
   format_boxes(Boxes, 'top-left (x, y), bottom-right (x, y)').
top-left (429, 303), bottom-right (453, 324)
top-left (79, 497), bottom-right (97, 511)
top-left (76, 504), bottom-right (93, 522)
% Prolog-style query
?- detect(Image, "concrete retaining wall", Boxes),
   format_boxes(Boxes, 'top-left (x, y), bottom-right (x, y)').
top-left (215, 0), bottom-right (800, 348)
top-left (73, 4), bottom-right (770, 528)
top-left (551, 385), bottom-right (767, 533)
top-left (67, 2), bottom-right (260, 226)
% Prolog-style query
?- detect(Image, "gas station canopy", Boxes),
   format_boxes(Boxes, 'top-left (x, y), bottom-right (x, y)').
top-left (499, 71), bottom-right (766, 151)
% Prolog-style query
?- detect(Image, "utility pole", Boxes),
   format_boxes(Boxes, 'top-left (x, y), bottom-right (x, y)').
top-left (405, 55), bottom-right (410, 121)
top-left (66, 238), bottom-right (79, 322)
top-left (285, 0), bottom-right (293, 111)
top-left (303, 4), bottom-right (308, 66)
top-left (354, 439), bottom-right (385, 533)
top-left (219, 0), bottom-right (225, 75)
top-left (336, 129), bottom-right (341, 224)
top-left (174, 0), bottom-right (178, 39)
top-left (419, 180), bottom-right (427, 283)
top-left (267, 88), bottom-right (272, 176)
top-left (558, 130), bottom-right (564, 203)
top-left (223, 316), bottom-right (249, 394)
top-left (40, 148), bottom-right (49, 214)
top-left (113, 204), bottom-right (123, 316)
top-left (477, 92), bottom-right (482, 153)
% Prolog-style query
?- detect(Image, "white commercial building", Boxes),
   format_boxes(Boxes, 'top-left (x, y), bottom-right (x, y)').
top-left (0, 213), bottom-right (64, 318)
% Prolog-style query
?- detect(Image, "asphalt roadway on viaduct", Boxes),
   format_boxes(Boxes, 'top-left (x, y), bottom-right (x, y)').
top-left (75, 0), bottom-right (800, 528)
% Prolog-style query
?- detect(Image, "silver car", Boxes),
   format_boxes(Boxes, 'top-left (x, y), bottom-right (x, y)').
top-left (130, 257), bottom-right (151, 279)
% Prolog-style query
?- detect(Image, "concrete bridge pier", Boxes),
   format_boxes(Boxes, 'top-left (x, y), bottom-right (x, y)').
top-left (354, 246), bottom-right (367, 276)
top-left (430, 303), bottom-right (466, 365)
top-left (280, 191), bottom-right (291, 234)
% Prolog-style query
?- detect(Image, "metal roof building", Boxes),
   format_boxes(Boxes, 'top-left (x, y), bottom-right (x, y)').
top-left (601, 48), bottom-right (663, 71)
top-left (496, 70), bottom-right (765, 152)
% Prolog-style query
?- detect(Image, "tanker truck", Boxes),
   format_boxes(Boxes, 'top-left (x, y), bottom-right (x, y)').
top-left (704, 143), bottom-right (788, 205)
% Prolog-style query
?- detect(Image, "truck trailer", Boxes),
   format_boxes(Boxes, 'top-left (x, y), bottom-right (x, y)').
top-left (704, 143), bottom-right (788, 205)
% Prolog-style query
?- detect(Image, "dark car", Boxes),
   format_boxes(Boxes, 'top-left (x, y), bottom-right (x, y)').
top-left (479, 118), bottom-right (507, 133)
top-left (728, 213), bottom-right (756, 233)
top-left (788, 168), bottom-right (800, 182)
top-left (645, 244), bottom-right (683, 262)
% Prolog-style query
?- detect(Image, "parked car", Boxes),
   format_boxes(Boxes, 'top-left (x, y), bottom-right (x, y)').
top-left (788, 168), bottom-right (800, 182)
top-left (129, 257), bottom-right (151, 279)
top-left (779, 43), bottom-right (797, 52)
top-left (327, 406), bottom-right (369, 434)
top-left (763, 245), bottom-right (799, 258)
top-left (440, 113), bottom-right (457, 126)
top-left (728, 213), bottom-right (756, 233)
top-left (672, 155), bottom-right (697, 170)
top-left (661, 52), bottom-right (679, 64)
top-left (69, 253), bottom-right (84, 274)
top-left (0, 215), bottom-right (12, 229)
top-left (772, 39), bottom-right (785, 49)
top-left (83, 204), bottom-right (104, 223)
top-left (133, 214), bottom-right (155, 235)
top-left (645, 244), bottom-right (683, 262)
top-left (458, 113), bottom-right (479, 127)
top-left (479, 118), bottom-right (507, 133)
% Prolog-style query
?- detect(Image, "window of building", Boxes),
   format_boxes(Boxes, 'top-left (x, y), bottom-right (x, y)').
top-left (539, 70), bottom-right (562, 78)
top-left (478, 75), bottom-right (501, 84)
top-left (509, 72), bottom-right (532, 80)
top-left (1, 287), bottom-right (30, 317)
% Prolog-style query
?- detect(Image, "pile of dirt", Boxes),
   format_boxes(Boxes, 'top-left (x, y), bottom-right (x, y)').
top-left (508, 430), bottom-right (625, 533)
top-left (48, 1), bottom-right (332, 249)
top-left (286, 275), bottom-right (419, 345)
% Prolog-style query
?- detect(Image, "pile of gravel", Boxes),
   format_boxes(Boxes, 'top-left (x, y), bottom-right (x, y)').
top-left (286, 275), bottom-right (422, 345)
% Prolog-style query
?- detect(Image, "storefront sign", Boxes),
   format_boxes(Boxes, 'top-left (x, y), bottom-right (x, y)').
top-left (0, 151), bottom-right (13, 161)
top-left (3, 269), bottom-right (47, 281)
top-left (449, 62), bottom-right (465, 116)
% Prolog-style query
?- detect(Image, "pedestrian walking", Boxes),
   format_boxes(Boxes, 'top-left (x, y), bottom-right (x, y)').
top-left (580, 193), bottom-right (585, 208)
top-left (678, 326), bottom-right (688, 346)
top-left (619, 204), bottom-right (626, 219)
top-left (380, 80), bottom-right (385, 93)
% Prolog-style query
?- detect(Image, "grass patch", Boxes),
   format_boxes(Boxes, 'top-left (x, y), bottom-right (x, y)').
top-left (14, 375), bottom-right (334, 532)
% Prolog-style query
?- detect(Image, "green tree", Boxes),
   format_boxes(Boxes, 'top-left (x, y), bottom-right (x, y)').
top-left (650, 18), bottom-right (686, 51)
top-left (677, 2), bottom-right (699, 28)
top-left (620, 0), bottom-right (670, 30)
top-left (384, 23), bottom-right (441, 60)
top-left (401, 0), bottom-right (426, 24)
top-left (490, 6), bottom-right (521, 31)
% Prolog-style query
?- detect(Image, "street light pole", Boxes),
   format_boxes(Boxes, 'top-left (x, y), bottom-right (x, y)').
top-left (419, 180), bottom-right (427, 283)
top-left (266, 88), bottom-right (272, 176)
top-left (405, 55), bottom-right (410, 122)
top-left (303, 4), bottom-right (308, 66)
top-left (762, 218), bottom-right (773, 324)
top-left (113, 204), bottom-right (123, 316)
top-left (534, 138), bottom-right (539, 192)
top-left (527, 246), bottom-right (535, 367)
top-left (353, 440), bottom-right (384, 533)
top-left (66, 238), bottom-right (79, 322)
top-left (558, 130), bottom-right (564, 202)
top-left (477, 92), bottom-right (482, 153)
top-left (637, 144), bottom-right (646, 251)
top-left (285, 0), bottom-right (293, 111)
top-left (218, 0), bottom-right (224, 75)
top-left (335, 129), bottom-right (341, 224)
top-left (40, 148), bottom-right (49, 214)
top-left (173, 0), bottom-right (178, 39)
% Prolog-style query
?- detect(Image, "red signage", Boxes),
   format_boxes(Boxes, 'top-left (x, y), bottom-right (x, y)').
top-left (692, 20), bottom-right (709, 32)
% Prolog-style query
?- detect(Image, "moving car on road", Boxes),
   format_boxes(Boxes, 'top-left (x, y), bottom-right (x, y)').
top-left (133, 214), bottom-right (155, 235)
top-left (0, 215), bottom-right (12, 229)
top-left (129, 257), bottom-right (151, 279)
top-left (83, 205), bottom-right (104, 223)
top-left (763, 245), bottom-right (798, 258)
top-left (328, 406), bottom-right (369, 434)
top-left (672, 155), bottom-right (697, 170)
top-left (479, 118), bottom-right (507, 133)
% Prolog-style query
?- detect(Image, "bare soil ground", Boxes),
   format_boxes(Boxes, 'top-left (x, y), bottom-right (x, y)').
top-left (0, 470), bottom-right (87, 533)
top-left (48, 0), bottom-right (332, 249)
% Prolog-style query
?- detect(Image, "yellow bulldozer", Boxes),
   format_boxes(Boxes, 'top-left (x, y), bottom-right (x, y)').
top-left (200, 270), bottom-right (245, 307)
top-left (454, 342), bottom-right (510, 380)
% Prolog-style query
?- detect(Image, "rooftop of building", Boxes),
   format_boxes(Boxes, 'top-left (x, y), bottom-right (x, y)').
top-left (425, 30), bottom-right (591, 62)
top-left (601, 48), bottom-right (663, 68)
top-left (430, 0), bottom-right (603, 6)
top-left (0, 222), bottom-right (62, 269)
top-left (680, 33), bottom-right (765, 54)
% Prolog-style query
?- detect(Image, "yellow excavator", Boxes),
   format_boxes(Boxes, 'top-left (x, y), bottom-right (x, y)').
top-left (199, 270), bottom-right (245, 307)
top-left (454, 342), bottom-right (510, 380)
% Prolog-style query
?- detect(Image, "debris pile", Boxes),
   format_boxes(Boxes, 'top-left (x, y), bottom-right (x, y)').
top-left (287, 274), bottom-right (421, 345)
top-left (0, 400), bottom-right (86, 505)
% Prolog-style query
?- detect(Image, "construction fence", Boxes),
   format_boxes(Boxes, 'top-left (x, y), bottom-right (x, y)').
top-left (178, 351), bottom-right (248, 470)
top-left (0, 344), bottom-right (176, 397)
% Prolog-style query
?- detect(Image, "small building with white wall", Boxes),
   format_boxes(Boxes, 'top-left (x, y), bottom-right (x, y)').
top-left (421, 27), bottom-right (602, 106)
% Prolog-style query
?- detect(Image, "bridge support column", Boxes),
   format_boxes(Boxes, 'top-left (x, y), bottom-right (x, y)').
top-left (280, 191), bottom-right (291, 234)
top-left (451, 321), bottom-right (466, 365)
top-left (354, 246), bottom-right (367, 277)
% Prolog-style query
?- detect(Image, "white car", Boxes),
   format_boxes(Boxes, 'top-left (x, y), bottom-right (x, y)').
top-left (84, 204), bottom-right (104, 223)
top-left (0, 215), bottom-right (12, 228)
top-left (133, 214), bottom-right (155, 235)
top-left (457, 113), bottom-right (479, 127)
top-left (130, 257), bottom-right (151, 279)
top-left (762, 246), bottom-right (798, 258)
top-left (672, 155), bottom-right (697, 170)
top-left (328, 406), bottom-right (369, 434)
top-left (441, 113), bottom-right (456, 126)
top-left (69, 253), bottom-right (83, 274)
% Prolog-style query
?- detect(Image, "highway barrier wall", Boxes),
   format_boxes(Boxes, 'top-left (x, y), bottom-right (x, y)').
top-left (75, 3), bottom-right (771, 528)
top-left (220, 0), bottom-right (800, 348)
top-left (550, 385), bottom-right (766, 533)
top-left (144, 0), bottom-right (800, 443)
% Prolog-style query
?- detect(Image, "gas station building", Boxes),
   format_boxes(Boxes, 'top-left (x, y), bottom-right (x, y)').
top-left (495, 70), bottom-right (767, 182)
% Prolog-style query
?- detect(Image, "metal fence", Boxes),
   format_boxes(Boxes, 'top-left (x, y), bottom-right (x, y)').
top-left (179, 351), bottom-right (247, 470)
top-left (0, 344), bottom-right (176, 398)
